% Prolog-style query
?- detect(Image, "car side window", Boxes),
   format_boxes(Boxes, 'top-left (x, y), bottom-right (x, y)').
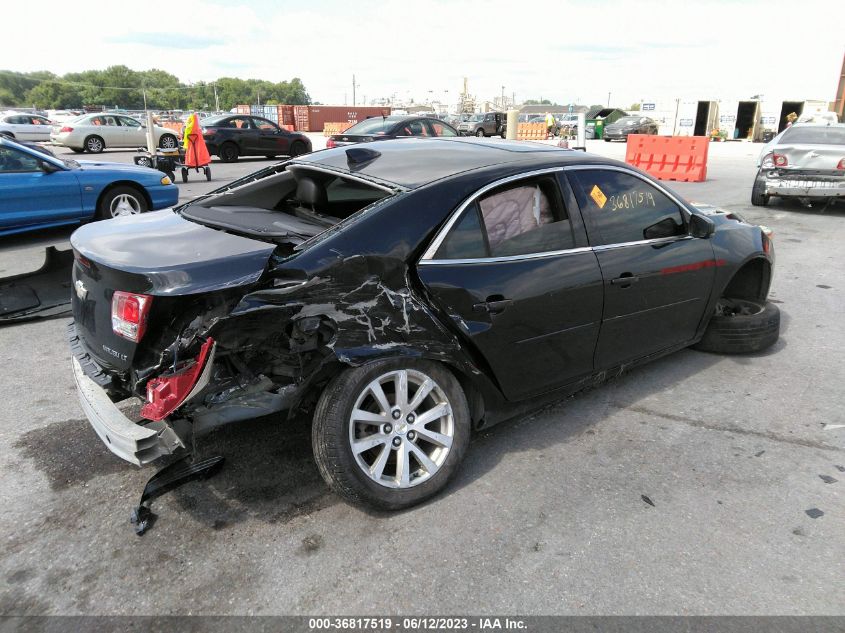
top-left (119, 117), bottom-right (140, 127)
top-left (0, 147), bottom-right (41, 172)
top-left (252, 117), bottom-right (278, 131)
top-left (434, 177), bottom-right (576, 259)
top-left (229, 117), bottom-right (252, 129)
top-left (400, 120), bottom-right (429, 137)
top-left (568, 169), bottom-right (686, 245)
top-left (431, 122), bottom-right (457, 137)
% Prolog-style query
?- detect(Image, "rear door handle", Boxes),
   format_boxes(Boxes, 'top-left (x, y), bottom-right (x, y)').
top-left (610, 273), bottom-right (639, 286)
top-left (472, 296), bottom-right (513, 314)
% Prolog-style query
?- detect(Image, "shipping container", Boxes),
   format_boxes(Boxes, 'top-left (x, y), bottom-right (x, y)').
top-left (305, 106), bottom-right (391, 132)
top-left (278, 105), bottom-right (295, 126)
top-left (293, 105), bottom-right (310, 132)
top-left (235, 105), bottom-right (250, 115)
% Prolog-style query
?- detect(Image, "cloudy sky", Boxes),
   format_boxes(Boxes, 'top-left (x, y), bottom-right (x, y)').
top-left (4, 0), bottom-right (843, 107)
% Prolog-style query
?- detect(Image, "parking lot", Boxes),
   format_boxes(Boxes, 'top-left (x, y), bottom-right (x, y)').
top-left (1, 137), bottom-right (843, 615)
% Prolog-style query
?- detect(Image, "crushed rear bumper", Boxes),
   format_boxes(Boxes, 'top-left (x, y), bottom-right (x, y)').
top-left (71, 355), bottom-right (185, 466)
top-left (765, 173), bottom-right (845, 198)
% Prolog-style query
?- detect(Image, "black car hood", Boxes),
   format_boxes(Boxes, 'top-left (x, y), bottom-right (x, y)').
top-left (70, 210), bottom-right (277, 295)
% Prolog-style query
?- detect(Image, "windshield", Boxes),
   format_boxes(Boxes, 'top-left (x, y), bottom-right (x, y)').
top-left (344, 117), bottom-right (397, 135)
top-left (201, 115), bottom-right (229, 127)
top-left (616, 117), bottom-right (643, 125)
top-left (780, 126), bottom-right (845, 145)
top-left (468, 114), bottom-right (484, 122)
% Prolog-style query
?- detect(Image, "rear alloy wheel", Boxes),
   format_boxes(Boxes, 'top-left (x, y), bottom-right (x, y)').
top-left (313, 360), bottom-right (470, 510)
top-left (751, 173), bottom-right (770, 206)
top-left (219, 142), bottom-right (239, 163)
top-left (97, 186), bottom-right (148, 220)
top-left (84, 135), bottom-right (104, 153)
top-left (694, 298), bottom-right (780, 354)
top-left (158, 134), bottom-right (178, 150)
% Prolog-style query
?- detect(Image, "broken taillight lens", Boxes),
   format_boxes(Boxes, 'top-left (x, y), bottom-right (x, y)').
top-left (773, 153), bottom-right (788, 167)
top-left (140, 338), bottom-right (215, 421)
top-left (111, 291), bottom-right (152, 342)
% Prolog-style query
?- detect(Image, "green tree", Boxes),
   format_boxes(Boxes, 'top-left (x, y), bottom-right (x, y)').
top-left (629, 103), bottom-right (641, 111)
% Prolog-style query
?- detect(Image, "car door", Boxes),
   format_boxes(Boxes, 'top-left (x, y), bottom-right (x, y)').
top-left (5, 115), bottom-right (30, 139)
top-left (0, 145), bottom-right (82, 230)
top-left (566, 166), bottom-right (717, 369)
top-left (225, 116), bottom-right (254, 152)
top-left (251, 117), bottom-right (289, 155)
top-left (417, 169), bottom-right (604, 401)
top-left (119, 116), bottom-right (145, 145)
top-left (89, 115), bottom-right (122, 147)
top-left (26, 115), bottom-right (53, 141)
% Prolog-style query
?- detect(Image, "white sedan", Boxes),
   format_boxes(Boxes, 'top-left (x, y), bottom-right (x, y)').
top-left (50, 113), bottom-right (180, 153)
top-left (0, 112), bottom-right (54, 142)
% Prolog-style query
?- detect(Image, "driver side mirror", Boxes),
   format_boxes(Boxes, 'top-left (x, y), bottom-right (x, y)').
top-left (689, 213), bottom-right (715, 239)
top-left (40, 160), bottom-right (62, 174)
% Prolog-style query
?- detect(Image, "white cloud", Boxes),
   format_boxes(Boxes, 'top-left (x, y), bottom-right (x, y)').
top-left (2, 0), bottom-right (842, 108)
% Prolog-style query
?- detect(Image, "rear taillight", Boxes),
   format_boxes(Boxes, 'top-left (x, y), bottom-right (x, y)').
top-left (111, 291), bottom-right (152, 342)
top-left (837, 158), bottom-right (845, 170)
top-left (326, 138), bottom-right (336, 148)
top-left (59, 126), bottom-right (73, 133)
top-left (773, 153), bottom-right (788, 167)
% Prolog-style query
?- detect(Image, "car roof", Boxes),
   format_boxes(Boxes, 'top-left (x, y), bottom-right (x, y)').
top-left (295, 137), bottom-right (615, 189)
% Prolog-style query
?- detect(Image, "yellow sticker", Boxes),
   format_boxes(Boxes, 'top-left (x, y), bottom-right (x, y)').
top-left (590, 185), bottom-right (607, 209)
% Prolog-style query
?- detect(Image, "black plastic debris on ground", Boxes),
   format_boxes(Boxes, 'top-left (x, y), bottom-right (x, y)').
top-left (835, 465), bottom-right (845, 473)
top-left (818, 474), bottom-right (838, 484)
top-left (805, 508), bottom-right (824, 519)
top-left (0, 246), bottom-right (74, 324)
top-left (641, 494), bottom-right (655, 507)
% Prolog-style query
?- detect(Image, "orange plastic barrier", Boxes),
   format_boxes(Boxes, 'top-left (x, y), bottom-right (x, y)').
top-left (625, 134), bottom-right (709, 182)
top-left (516, 122), bottom-right (548, 141)
top-left (323, 121), bottom-right (354, 136)
top-left (160, 121), bottom-right (184, 137)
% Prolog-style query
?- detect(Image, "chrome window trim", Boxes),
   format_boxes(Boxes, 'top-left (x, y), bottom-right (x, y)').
top-left (419, 166), bottom-right (566, 261)
top-left (420, 246), bottom-right (593, 266)
top-left (592, 235), bottom-right (692, 251)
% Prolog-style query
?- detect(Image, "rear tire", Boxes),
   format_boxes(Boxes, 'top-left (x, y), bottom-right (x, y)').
top-left (312, 359), bottom-right (470, 510)
top-left (751, 174), bottom-right (770, 206)
top-left (694, 299), bottom-right (780, 354)
top-left (219, 142), bottom-right (239, 163)
top-left (289, 141), bottom-right (307, 157)
top-left (84, 135), bottom-right (104, 153)
top-left (70, 147), bottom-right (85, 154)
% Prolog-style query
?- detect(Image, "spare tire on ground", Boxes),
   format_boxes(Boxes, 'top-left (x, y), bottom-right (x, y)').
top-left (694, 298), bottom-right (780, 354)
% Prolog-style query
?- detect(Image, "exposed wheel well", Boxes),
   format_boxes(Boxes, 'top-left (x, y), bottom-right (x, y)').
top-left (721, 258), bottom-right (771, 302)
top-left (94, 181), bottom-right (151, 215)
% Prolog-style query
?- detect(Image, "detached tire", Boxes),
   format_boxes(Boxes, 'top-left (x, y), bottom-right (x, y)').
top-left (312, 359), bottom-right (470, 511)
top-left (695, 299), bottom-right (780, 354)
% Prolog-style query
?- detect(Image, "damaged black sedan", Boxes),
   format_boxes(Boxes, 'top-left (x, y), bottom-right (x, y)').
top-left (69, 138), bottom-right (779, 512)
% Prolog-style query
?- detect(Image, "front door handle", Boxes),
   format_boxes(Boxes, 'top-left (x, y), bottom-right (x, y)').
top-left (610, 273), bottom-right (639, 287)
top-left (472, 295), bottom-right (513, 314)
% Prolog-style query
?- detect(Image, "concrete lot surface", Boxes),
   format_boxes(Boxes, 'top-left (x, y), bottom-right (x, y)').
top-left (0, 138), bottom-right (843, 615)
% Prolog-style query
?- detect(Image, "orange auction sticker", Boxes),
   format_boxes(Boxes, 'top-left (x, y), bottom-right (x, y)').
top-left (590, 184), bottom-right (607, 209)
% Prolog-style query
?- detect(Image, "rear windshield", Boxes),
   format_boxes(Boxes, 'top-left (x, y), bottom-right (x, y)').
top-left (780, 126), bottom-right (845, 145)
top-left (344, 117), bottom-right (398, 135)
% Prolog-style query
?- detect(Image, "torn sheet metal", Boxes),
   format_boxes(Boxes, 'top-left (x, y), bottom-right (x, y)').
top-left (0, 246), bottom-right (74, 324)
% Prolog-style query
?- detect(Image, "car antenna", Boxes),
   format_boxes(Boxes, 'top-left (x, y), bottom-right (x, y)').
top-left (346, 147), bottom-right (381, 167)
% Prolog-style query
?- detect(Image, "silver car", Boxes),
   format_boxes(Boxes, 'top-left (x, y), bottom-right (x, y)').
top-left (752, 123), bottom-right (845, 207)
top-left (50, 113), bottom-right (180, 153)
top-left (0, 112), bottom-right (54, 142)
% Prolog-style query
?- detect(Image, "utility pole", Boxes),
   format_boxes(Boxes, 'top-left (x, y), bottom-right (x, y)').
top-left (352, 74), bottom-right (356, 107)
top-left (607, 91), bottom-right (611, 107)
top-left (213, 83), bottom-right (219, 112)
top-left (501, 85), bottom-right (505, 107)
top-left (257, 89), bottom-right (260, 107)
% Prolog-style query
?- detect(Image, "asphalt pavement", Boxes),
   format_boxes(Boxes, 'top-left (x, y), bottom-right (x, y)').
top-left (0, 137), bottom-right (843, 615)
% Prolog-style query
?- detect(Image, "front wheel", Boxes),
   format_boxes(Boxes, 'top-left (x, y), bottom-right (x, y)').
top-left (312, 360), bottom-right (470, 510)
top-left (97, 186), bottom-right (148, 220)
top-left (694, 299), bottom-right (780, 354)
top-left (289, 141), bottom-right (307, 157)
top-left (475, 129), bottom-right (485, 137)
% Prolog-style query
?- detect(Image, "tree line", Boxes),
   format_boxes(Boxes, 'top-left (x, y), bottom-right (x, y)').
top-left (0, 66), bottom-right (311, 111)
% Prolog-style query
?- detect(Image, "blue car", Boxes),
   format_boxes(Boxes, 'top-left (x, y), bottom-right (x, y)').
top-left (0, 136), bottom-right (179, 237)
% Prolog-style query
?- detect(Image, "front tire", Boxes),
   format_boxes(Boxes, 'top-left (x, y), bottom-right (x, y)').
top-left (475, 129), bottom-right (485, 137)
top-left (694, 299), bottom-right (780, 354)
top-left (312, 360), bottom-right (470, 510)
top-left (97, 185), bottom-right (148, 220)
top-left (289, 141), bottom-right (307, 157)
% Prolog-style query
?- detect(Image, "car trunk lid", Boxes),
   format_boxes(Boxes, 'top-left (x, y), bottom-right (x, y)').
top-left (70, 209), bottom-right (278, 371)
top-left (774, 144), bottom-right (845, 171)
